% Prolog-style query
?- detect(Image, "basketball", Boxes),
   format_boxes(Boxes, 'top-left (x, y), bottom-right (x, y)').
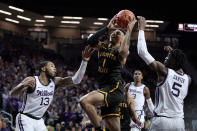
top-left (116, 10), bottom-right (135, 29)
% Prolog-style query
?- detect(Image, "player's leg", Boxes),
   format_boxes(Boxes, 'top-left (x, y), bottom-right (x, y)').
top-left (80, 90), bottom-right (105, 128)
top-left (35, 118), bottom-right (47, 131)
top-left (15, 113), bottom-right (34, 131)
top-left (104, 116), bottom-right (120, 131)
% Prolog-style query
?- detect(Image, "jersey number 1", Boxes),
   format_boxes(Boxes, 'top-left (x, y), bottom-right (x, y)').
top-left (102, 58), bottom-right (106, 67)
top-left (40, 97), bottom-right (50, 106)
top-left (172, 82), bottom-right (182, 97)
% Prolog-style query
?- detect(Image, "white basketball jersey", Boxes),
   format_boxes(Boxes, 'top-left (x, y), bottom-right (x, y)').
top-left (154, 68), bottom-right (189, 118)
top-left (128, 82), bottom-right (145, 111)
top-left (19, 76), bottom-right (55, 118)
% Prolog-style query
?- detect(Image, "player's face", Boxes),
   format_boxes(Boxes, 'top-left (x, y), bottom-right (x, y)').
top-left (164, 53), bottom-right (175, 68)
top-left (110, 30), bottom-right (124, 45)
top-left (45, 62), bottom-right (56, 78)
top-left (133, 70), bottom-right (143, 82)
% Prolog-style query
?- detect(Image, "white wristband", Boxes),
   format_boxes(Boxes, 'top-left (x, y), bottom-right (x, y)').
top-left (72, 60), bottom-right (88, 84)
top-left (146, 98), bottom-right (154, 114)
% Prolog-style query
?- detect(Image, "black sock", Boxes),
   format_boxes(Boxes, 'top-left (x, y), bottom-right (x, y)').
top-left (95, 126), bottom-right (103, 131)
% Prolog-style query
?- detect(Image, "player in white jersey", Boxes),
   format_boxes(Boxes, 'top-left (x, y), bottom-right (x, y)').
top-left (127, 70), bottom-right (154, 131)
top-left (10, 45), bottom-right (95, 131)
top-left (136, 16), bottom-right (191, 131)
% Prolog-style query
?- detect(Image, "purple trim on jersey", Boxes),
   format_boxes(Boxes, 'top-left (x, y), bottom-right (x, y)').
top-left (19, 93), bottom-right (27, 112)
top-left (175, 71), bottom-right (184, 76)
top-left (18, 114), bottom-right (24, 131)
top-left (157, 68), bottom-right (169, 87)
top-left (38, 76), bottom-right (51, 86)
top-left (155, 86), bottom-right (160, 109)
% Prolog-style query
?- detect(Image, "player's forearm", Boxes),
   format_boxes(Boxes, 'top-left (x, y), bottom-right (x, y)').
top-left (72, 60), bottom-right (88, 84)
top-left (137, 30), bottom-right (155, 65)
top-left (146, 98), bottom-right (154, 114)
top-left (119, 29), bottom-right (132, 57)
top-left (128, 94), bottom-right (138, 122)
top-left (87, 26), bottom-right (109, 47)
top-left (130, 105), bottom-right (138, 123)
top-left (10, 84), bottom-right (26, 97)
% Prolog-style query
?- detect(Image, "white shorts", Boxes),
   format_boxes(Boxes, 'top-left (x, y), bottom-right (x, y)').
top-left (130, 110), bottom-right (145, 131)
top-left (15, 113), bottom-right (47, 131)
top-left (149, 117), bottom-right (185, 131)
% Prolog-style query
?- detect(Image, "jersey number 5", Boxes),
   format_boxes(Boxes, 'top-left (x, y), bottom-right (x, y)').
top-left (40, 97), bottom-right (50, 106)
top-left (172, 82), bottom-right (182, 97)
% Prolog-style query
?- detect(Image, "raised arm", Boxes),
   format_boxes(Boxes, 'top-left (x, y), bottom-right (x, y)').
top-left (54, 45), bottom-right (95, 88)
top-left (119, 20), bottom-right (136, 65)
top-left (87, 15), bottom-right (119, 49)
top-left (144, 87), bottom-right (154, 114)
top-left (10, 77), bottom-right (35, 98)
top-left (137, 16), bottom-right (167, 83)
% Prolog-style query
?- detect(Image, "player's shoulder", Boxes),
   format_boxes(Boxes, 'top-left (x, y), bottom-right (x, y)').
top-left (23, 76), bottom-right (35, 82)
top-left (187, 75), bottom-right (192, 85)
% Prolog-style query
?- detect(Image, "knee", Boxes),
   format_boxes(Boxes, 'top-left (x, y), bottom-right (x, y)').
top-left (79, 96), bottom-right (88, 108)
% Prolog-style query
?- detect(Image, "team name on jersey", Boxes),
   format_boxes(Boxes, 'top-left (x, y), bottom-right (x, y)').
top-left (129, 89), bottom-right (143, 94)
top-left (119, 102), bottom-right (128, 108)
top-left (99, 52), bottom-right (116, 60)
top-left (98, 66), bottom-right (108, 73)
top-left (36, 90), bottom-right (54, 96)
top-left (173, 75), bottom-right (185, 83)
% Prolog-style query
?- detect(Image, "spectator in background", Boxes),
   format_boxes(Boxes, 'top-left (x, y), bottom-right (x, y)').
top-left (0, 118), bottom-right (11, 131)
top-left (2, 89), bottom-right (9, 111)
top-left (60, 121), bottom-right (66, 131)
top-left (7, 96), bottom-right (22, 126)
top-left (0, 114), bottom-right (2, 129)
top-left (55, 123), bottom-right (61, 131)
top-left (47, 121), bottom-right (55, 131)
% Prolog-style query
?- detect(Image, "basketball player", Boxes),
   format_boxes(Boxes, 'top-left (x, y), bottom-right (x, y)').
top-left (10, 45), bottom-right (95, 131)
top-left (119, 83), bottom-right (142, 131)
top-left (80, 14), bottom-right (137, 131)
top-left (81, 83), bottom-right (142, 131)
top-left (137, 16), bottom-right (191, 131)
top-left (127, 69), bottom-right (154, 131)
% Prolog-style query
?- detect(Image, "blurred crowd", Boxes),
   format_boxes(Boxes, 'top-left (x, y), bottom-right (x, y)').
top-left (0, 31), bottom-right (197, 131)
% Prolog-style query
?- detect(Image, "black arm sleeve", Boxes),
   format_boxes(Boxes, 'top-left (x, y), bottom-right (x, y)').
top-left (86, 26), bottom-right (109, 47)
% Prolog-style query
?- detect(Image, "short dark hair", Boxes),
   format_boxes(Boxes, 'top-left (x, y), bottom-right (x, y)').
top-left (39, 61), bottom-right (51, 72)
top-left (134, 69), bottom-right (142, 74)
top-left (170, 49), bottom-right (186, 70)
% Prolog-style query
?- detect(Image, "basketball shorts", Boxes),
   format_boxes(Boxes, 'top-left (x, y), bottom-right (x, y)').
top-left (97, 81), bottom-right (124, 119)
top-left (15, 113), bottom-right (47, 131)
top-left (149, 117), bottom-right (185, 131)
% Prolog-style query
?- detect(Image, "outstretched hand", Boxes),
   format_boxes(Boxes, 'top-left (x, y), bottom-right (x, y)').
top-left (82, 45), bottom-right (95, 61)
top-left (107, 14), bottom-right (120, 30)
top-left (164, 45), bottom-right (173, 52)
top-left (137, 16), bottom-right (146, 30)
